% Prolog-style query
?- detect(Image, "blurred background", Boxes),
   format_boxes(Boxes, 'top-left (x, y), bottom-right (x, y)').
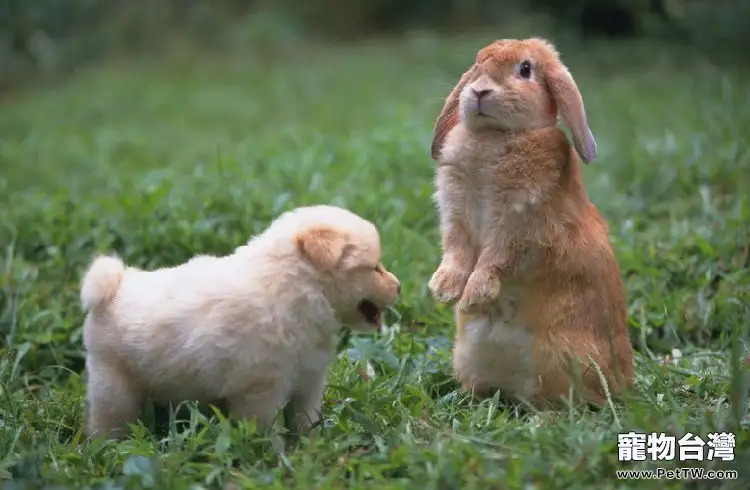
top-left (1, 0), bottom-right (749, 91)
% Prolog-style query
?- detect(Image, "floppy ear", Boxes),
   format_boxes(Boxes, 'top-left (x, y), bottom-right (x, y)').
top-left (431, 64), bottom-right (478, 161)
top-left (544, 62), bottom-right (598, 163)
top-left (296, 226), bottom-right (349, 272)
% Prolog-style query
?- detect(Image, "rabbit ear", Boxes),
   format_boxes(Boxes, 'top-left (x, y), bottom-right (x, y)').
top-left (545, 63), bottom-right (597, 163)
top-left (431, 64), bottom-right (478, 161)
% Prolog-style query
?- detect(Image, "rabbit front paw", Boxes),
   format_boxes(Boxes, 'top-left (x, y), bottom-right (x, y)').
top-left (457, 268), bottom-right (501, 312)
top-left (428, 261), bottom-right (471, 304)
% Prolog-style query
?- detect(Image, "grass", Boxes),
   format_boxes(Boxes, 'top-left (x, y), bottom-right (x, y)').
top-left (1, 18), bottom-right (749, 489)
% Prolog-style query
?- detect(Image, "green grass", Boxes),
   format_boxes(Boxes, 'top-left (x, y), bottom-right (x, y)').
top-left (1, 21), bottom-right (749, 489)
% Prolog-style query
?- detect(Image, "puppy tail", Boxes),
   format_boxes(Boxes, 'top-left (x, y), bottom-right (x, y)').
top-left (80, 255), bottom-right (126, 313)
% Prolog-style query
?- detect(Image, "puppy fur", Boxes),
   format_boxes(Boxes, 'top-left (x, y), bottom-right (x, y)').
top-left (80, 205), bottom-right (401, 439)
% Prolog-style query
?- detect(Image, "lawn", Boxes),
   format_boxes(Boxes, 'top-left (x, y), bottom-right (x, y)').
top-left (0, 19), bottom-right (749, 489)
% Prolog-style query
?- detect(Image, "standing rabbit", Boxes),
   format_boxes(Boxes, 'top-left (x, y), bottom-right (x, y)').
top-left (428, 38), bottom-right (633, 406)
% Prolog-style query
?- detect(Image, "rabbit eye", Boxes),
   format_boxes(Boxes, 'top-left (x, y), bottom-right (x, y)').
top-left (519, 60), bottom-right (532, 79)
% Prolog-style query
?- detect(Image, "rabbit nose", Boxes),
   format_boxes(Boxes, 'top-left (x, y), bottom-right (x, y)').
top-left (472, 89), bottom-right (491, 100)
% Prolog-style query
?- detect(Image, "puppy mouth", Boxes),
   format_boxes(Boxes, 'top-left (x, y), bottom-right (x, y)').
top-left (357, 299), bottom-right (382, 326)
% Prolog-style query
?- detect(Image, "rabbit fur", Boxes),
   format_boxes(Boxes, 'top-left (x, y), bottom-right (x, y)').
top-left (428, 37), bottom-right (633, 406)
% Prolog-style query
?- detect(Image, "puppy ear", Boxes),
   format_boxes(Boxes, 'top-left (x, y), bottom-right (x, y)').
top-left (431, 64), bottom-right (478, 161)
top-left (296, 226), bottom-right (349, 272)
top-left (544, 61), bottom-right (597, 164)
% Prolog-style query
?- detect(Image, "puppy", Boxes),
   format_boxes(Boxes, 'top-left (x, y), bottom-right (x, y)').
top-left (80, 205), bottom-right (401, 439)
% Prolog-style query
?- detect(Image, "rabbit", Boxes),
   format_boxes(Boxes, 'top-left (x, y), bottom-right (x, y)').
top-left (427, 37), bottom-right (633, 407)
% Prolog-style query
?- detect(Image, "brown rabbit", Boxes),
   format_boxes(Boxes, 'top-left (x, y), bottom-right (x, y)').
top-left (428, 38), bottom-right (633, 406)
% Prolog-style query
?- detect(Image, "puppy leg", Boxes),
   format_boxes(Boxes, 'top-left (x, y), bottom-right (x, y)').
top-left (85, 355), bottom-right (143, 439)
top-left (226, 381), bottom-right (290, 432)
top-left (429, 167), bottom-right (477, 304)
top-left (229, 386), bottom-right (291, 458)
top-left (285, 374), bottom-right (326, 435)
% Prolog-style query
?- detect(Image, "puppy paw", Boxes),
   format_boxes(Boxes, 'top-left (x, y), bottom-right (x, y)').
top-left (428, 262), bottom-right (471, 304)
top-left (457, 268), bottom-right (500, 312)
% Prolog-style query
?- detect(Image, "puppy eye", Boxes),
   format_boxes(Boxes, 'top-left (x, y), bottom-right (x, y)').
top-left (519, 60), bottom-right (532, 79)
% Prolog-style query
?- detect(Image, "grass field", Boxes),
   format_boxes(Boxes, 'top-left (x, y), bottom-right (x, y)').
top-left (1, 20), bottom-right (749, 489)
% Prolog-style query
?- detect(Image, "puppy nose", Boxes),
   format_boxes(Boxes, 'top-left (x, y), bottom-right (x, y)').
top-left (472, 89), bottom-right (491, 100)
top-left (396, 282), bottom-right (402, 295)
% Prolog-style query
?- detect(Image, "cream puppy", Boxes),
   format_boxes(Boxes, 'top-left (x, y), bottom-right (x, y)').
top-left (80, 205), bottom-right (401, 439)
